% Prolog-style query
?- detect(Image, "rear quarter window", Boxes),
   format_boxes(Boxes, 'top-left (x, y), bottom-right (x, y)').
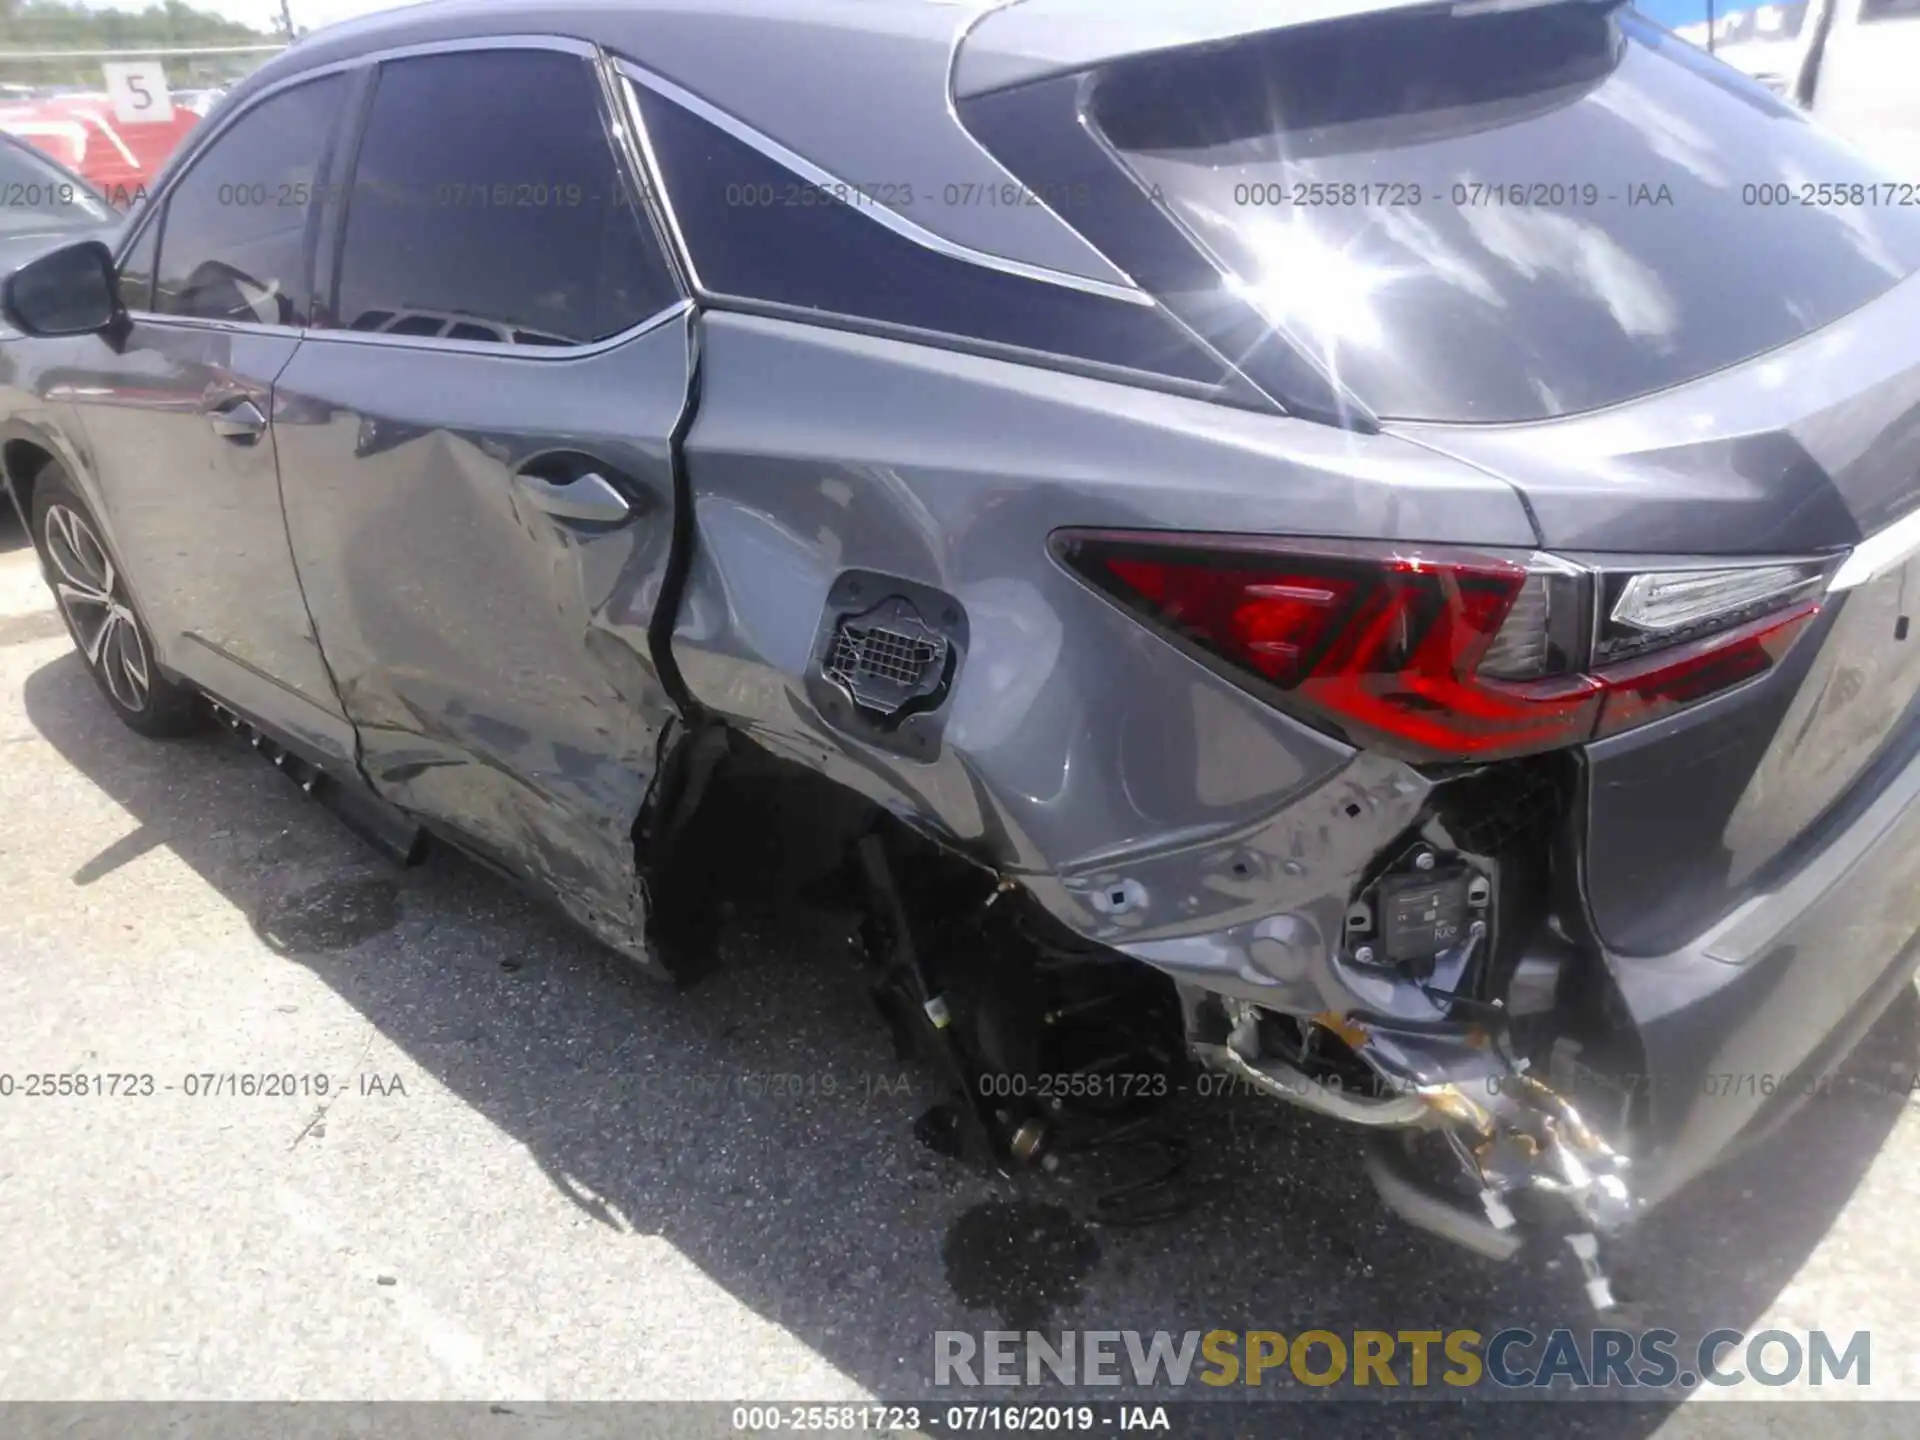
top-left (626, 76), bottom-right (1229, 387)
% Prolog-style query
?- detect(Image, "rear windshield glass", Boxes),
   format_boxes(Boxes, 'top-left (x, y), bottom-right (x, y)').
top-left (1092, 5), bottom-right (1920, 423)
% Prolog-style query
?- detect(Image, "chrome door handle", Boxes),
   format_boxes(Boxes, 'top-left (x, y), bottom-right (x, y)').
top-left (207, 398), bottom-right (267, 442)
top-left (512, 468), bottom-right (633, 525)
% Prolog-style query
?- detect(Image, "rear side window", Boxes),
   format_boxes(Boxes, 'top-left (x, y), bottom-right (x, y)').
top-left (153, 76), bottom-right (346, 326)
top-left (1092, 7), bottom-right (1920, 423)
top-left (1862, 0), bottom-right (1920, 20)
top-left (627, 79), bottom-right (1228, 385)
top-left (328, 51), bottom-right (679, 347)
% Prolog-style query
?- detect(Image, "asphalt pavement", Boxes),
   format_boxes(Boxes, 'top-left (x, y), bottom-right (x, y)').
top-left (4, 503), bottom-right (1920, 1435)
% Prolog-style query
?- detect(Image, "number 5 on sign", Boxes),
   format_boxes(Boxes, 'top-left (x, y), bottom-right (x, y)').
top-left (102, 62), bottom-right (175, 125)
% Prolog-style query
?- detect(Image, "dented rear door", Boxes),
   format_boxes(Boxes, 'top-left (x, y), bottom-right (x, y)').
top-left (271, 43), bottom-right (691, 956)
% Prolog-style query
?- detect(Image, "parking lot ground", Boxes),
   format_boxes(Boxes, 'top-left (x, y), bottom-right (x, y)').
top-left (5, 505), bottom-right (1920, 1435)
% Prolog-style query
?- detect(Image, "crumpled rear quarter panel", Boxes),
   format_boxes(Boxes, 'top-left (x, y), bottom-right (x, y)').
top-left (674, 313), bottom-right (1538, 976)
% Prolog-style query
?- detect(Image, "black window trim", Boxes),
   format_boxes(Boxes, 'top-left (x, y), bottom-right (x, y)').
top-left (953, 64), bottom-right (1365, 426)
top-left (594, 46), bottom-right (694, 307)
top-left (113, 34), bottom-right (690, 358)
top-left (611, 60), bottom-right (703, 298)
top-left (1067, 65), bottom-right (1368, 427)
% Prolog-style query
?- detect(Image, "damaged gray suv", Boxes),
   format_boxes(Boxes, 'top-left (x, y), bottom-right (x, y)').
top-left (7, 0), bottom-right (1920, 1299)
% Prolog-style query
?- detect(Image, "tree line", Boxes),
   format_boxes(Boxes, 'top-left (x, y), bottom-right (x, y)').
top-left (0, 2), bottom-right (277, 87)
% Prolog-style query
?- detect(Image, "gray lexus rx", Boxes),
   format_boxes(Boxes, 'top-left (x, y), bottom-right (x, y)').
top-left (5, 0), bottom-right (1920, 1298)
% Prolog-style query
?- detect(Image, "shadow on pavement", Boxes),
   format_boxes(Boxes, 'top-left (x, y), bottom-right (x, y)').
top-left (22, 647), bottom-right (1919, 1432)
top-left (0, 499), bottom-right (27, 553)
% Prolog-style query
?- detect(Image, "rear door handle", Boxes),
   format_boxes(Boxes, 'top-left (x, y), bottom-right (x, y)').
top-left (207, 398), bottom-right (267, 443)
top-left (512, 468), bottom-right (633, 525)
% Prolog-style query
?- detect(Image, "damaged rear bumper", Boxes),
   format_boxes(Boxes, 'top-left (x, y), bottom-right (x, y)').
top-left (1602, 721), bottom-right (1920, 1211)
top-left (1025, 729), bottom-right (1920, 1281)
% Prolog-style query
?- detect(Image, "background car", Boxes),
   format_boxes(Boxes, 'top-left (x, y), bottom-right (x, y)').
top-left (1657, 0), bottom-right (1920, 167)
top-left (0, 92), bottom-right (201, 202)
top-left (1808, 0), bottom-right (1920, 168)
top-left (0, 128), bottom-right (115, 529)
top-left (176, 87), bottom-right (230, 118)
top-left (0, 126), bottom-right (116, 248)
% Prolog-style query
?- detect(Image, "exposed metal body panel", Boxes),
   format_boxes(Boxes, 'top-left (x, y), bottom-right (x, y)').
top-left (673, 310), bottom-right (1532, 999)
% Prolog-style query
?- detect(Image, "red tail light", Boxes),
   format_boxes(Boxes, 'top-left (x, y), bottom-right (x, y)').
top-left (1055, 531), bottom-right (1823, 763)
top-left (1591, 600), bottom-right (1820, 739)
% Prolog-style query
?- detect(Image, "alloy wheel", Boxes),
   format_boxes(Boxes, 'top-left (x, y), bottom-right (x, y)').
top-left (42, 502), bottom-right (150, 713)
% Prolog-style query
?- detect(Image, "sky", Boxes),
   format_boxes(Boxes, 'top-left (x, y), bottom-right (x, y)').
top-left (222, 0), bottom-right (405, 31)
top-left (80, 0), bottom-right (410, 36)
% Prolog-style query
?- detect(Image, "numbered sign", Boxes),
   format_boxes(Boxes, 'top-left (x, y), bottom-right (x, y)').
top-left (102, 61), bottom-right (176, 125)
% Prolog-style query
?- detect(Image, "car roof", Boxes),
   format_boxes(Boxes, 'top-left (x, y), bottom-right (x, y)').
top-left (223, 1), bottom-right (1125, 288)
top-left (218, 0), bottom-right (1443, 289)
top-left (277, 0), bottom-right (1460, 83)
top-left (256, 0), bottom-right (972, 89)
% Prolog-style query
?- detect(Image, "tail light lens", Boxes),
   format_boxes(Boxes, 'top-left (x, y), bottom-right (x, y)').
top-left (1597, 563), bottom-right (1826, 663)
top-left (1054, 530), bottom-right (1827, 763)
top-left (1591, 600), bottom-right (1820, 739)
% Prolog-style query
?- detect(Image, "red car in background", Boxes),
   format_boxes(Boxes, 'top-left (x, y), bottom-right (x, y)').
top-left (0, 95), bottom-right (200, 206)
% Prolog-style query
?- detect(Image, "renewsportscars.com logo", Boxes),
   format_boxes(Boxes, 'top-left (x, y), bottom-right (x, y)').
top-left (933, 1328), bottom-right (1872, 1391)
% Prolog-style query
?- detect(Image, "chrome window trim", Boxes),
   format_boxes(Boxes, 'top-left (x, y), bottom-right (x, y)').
top-left (939, 0), bottom-right (1136, 294)
top-left (297, 296), bottom-right (693, 360)
top-left (124, 296), bottom-right (690, 357)
top-left (114, 315), bottom-right (307, 341)
top-left (346, 33), bottom-right (597, 61)
top-left (615, 58), bottom-right (1154, 309)
top-left (701, 292), bottom-right (1244, 406)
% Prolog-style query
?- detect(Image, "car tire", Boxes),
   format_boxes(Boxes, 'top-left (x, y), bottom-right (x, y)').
top-left (29, 460), bottom-right (204, 738)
